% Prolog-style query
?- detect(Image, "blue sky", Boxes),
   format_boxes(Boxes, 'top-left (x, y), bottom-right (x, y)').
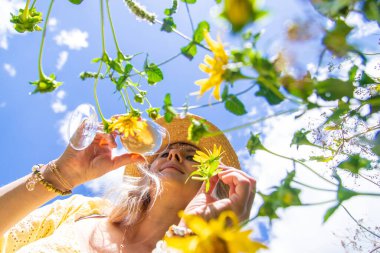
top-left (1, 0), bottom-right (380, 252)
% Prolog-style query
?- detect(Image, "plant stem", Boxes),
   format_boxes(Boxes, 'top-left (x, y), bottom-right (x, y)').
top-left (263, 148), bottom-right (337, 186)
top-left (100, 0), bottom-right (106, 54)
top-left (37, 0), bottom-right (54, 79)
top-left (30, 0), bottom-right (37, 8)
top-left (119, 90), bottom-right (129, 112)
top-left (124, 88), bottom-right (135, 111)
top-left (105, 0), bottom-right (121, 53)
top-left (357, 192), bottom-right (380, 197)
top-left (301, 199), bottom-right (336, 206)
top-left (174, 83), bottom-right (257, 110)
top-left (22, 0), bottom-right (31, 21)
top-left (184, 1), bottom-right (195, 33)
top-left (94, 62), bottom-right (106, 123)
top-left (155, 19), bottom-right (211, 52)
top-left (341, 205), bottom-right (380, 239)
top-left (358, 173), bottom-right (380, 188)
top-left (210, 108), bottom-right (300, 135)
top-left (157, 52), bottom-right (182, 67)
top-left (293, 180), bottom-right (336, 192)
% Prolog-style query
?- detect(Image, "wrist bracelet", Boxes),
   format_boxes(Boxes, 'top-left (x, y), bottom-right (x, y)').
top-left (47, 161), bottom-right (73, 190)
top-left (26, 164), bottom-right (72, 196)
top-left (166, 225), bottom-right (195, 238)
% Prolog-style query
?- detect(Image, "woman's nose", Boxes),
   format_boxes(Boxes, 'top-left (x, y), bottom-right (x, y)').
top-left (167, 149), bottom-right (183, 163)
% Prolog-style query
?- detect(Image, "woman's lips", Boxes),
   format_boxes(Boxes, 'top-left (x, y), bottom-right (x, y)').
top-left (159, 163), bottom-right (185, 174)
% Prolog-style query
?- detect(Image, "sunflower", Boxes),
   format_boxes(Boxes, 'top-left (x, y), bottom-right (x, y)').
top-left (195, 30), bottom-right (228, 101)
top-left (187, 145), bottom-right (224, 192)
top-left (107, 113), bottom-right (148, 139)
top-left (165, 211), bottom-right (267, 253)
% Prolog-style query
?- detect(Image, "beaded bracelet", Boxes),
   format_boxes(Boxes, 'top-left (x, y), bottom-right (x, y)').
top-left (26, 164), bottom-right (72, 196)
top-left (165, 225), bottom-right (195, 238)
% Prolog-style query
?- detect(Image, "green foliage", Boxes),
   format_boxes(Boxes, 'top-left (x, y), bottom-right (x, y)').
top-left (29, 73), bottom-right (63, 94)
top-left (181, 21), bottom-right (210, 60)
top-left (323, 173), bottom-right (360, 223)
top-left (281, 73), bottom-right (314, 101)
top-left (222, 87), bottom-right (247, 115)
top-left (291, 129), bottom-right (315, 149)
top-left (246, 133), bottom-right (266, 155)
top-left (187, 118), bottom-right (211, 143)
top-left (10, 7), bottom-right (43, 33)
top-left (322, 20), bottom-right (354, 57)
top-left (144, 60), bottom-right (164, 85)
top-left (338, 154), bottom-right (372, 174)
top-left (315, 78), bottom-right (354, 101)
top-left (161, 17), bottom-right (176, 33)
top-left (164, 0), bottom-right (178, 16)
top-left (162, 93), bottom-right (177, 123)
top-left (69, 0), bottom-right (84, 4)
top-left (146, 107), bottom-right (161, 120)
top-left (181, 0), bottom-right (197, 3)
top-left (257, 171), bottom-right (302, 221)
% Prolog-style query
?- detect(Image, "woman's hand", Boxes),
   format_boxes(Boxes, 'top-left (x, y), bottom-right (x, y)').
top-left (53, 131), bottom-right (145, 188)
top-left (179, 165), bottom-right (256, 225)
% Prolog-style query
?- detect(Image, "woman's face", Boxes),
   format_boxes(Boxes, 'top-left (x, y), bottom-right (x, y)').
top-left (150, 142), bottom-right (203, 200)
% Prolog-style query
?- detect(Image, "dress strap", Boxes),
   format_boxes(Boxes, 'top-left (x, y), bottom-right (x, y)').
top-left (74, 214), bottom-right (108, 222)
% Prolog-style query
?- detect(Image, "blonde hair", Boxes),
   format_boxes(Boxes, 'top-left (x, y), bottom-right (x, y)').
top-left (105, 163), bottom-right (161, 227)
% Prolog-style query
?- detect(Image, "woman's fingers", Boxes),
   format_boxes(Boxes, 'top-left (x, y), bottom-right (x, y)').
top-left (112, 153), bottom-right (145, 170)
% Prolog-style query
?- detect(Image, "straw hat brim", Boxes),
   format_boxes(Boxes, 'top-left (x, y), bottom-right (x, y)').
top-left (124, 114), bottom-right (240, 176)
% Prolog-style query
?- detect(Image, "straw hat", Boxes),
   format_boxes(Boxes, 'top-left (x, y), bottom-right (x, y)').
top-left (124, 114), bottom-right (240, 176)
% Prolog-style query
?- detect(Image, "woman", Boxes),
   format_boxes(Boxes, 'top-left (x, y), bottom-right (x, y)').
top-left (0, 114), bottom-right (256, 252)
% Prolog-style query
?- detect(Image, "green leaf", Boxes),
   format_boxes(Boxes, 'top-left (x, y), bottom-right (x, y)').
top-left (224, 95), bottom-right (247, 115)
top-left (338, 154), bottom-right (372, 174)
top-left (363, 0), bottom-right (380, 25)
top-left (162, 93), bottom-right (177, 123)
top-left (333, 173), bottom-right (359, 202)
top-left (161, 17), bottom-right (176, 33)
top-left (124, 63), bottom-right (133, 75)
top-left (311, 0), bottom-right (352, 19)
top-left (323, 204), bottom-right (340, 223)
top-left (246, 133), bottom-right (266, 155)
top-left (181, 0), bottom-right (196, 4)
top-left (255, 81), bottom-right (284, 105)
top-left (69, 0), bottom-right (84, 4)
top-left (187, 118), bottom-right (211, 143)
top-left (291, 129), bottom-right (315, 149)
top-left (181, 42), bottom-right (197, 60)
top-left (193, 21), bottom-right (210, 43)
top-left (164, 0), bottom-right (178, 16)
top-left (221, 85), bottom-right (229, 101)
top-left (310, 156), bottom-right (334, 162)
top-left (315, 78), bottom-right (354, 101)
top-left (144, 61), bottom-right (164, 85)
top-left (358, 71), bottom-right (376, 87)
top-left (281, 73), bottom-right (314, 101)
top-left (322, 20), bottom-right (354, 57)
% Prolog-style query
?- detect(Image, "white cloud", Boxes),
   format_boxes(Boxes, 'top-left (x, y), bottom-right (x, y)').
top-left (3, 63), bottom-right (16, 77)
top-left (51, 90), bottom-right (67, 113)
top-left (240, 108), bottom-right (380, 252)
top-left (54, 29), bottom-right (89, 50)
top-left (48, 17), bottom-right (58, 31)
top-left (346, 12), bottom-right (380, 39)
top-left (56, 51), bottom-right (68, 70)
top-left (57, 110), bottom-right (72, 145)
top-left (0, 102), bottom-right (6, 108)
top-left (0, 0), bottom-right (23, 50)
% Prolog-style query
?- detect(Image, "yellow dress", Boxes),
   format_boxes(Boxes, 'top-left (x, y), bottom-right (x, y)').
top-left (0, 195), bottom-right (110, 253)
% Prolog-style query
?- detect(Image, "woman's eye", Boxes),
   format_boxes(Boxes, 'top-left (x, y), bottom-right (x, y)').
top-left (160, 152), bottom-right (169, 158)
top-left (186, 155), bottom-right (195, 161)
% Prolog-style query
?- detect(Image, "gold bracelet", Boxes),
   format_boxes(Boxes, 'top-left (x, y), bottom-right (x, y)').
top-left (47, 161), bottom-right (73, 190)
top-left (26, 164), bottom-right (72, 196)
